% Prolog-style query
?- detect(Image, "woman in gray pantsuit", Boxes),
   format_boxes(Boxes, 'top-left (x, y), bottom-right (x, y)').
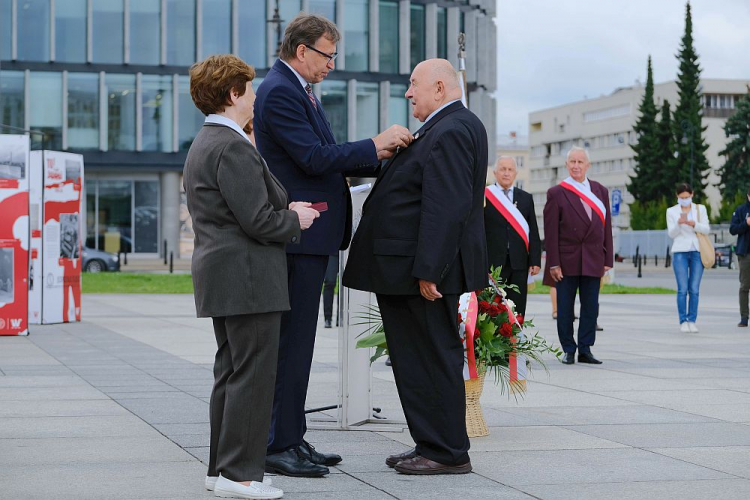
top-left (184, 54), bottom-right (319, 500)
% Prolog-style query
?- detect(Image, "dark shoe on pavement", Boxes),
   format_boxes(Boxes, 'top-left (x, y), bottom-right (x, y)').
top-left (394, 456), bottom-right (472, 475)
top-left (739, 317), bottom-right (748, 327)
top-left (297, 439), bottom-right (342, 466)
top-left (552, 312), bottom-right (557, 320)
top-left (386, 448), bottom-right (418, 468)
top-left (561, 352), bottom-right (575, 365)
top-left (596, 324), bottom-right (604, 331)
top-left (324, 319), bottom-right (332, 328)
top-left (385, 356), bottom-right (392, 366)
top-left (578, 352), bottom-right (603, 364)
top-left (265, 448), bottom-right (329, 477)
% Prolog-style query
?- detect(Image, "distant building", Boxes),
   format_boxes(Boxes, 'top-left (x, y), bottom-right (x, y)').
top-left (526, 79), bottom-right (750, 236)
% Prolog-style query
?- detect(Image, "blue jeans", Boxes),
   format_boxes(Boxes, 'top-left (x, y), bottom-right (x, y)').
top-left (673, 251), bottom-right (703, 323)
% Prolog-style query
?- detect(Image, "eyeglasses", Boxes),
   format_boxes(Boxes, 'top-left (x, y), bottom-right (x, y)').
top-left (304, 44), bottom-right (338, 63)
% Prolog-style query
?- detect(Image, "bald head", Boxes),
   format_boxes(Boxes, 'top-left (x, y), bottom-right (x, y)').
top-left (405, 59), bottom-right (463, 122)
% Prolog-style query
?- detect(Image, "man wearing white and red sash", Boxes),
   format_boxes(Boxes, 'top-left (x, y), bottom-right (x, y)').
top-left (543, 146), bottom-right (613, 365)
top-left (484, 156), bottom-right (541, 316)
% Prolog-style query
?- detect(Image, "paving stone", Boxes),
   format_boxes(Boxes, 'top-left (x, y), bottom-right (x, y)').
top-left (521, 479), bottom-right (750, 500)
top-left (565, 422), bottom-right (750, 448)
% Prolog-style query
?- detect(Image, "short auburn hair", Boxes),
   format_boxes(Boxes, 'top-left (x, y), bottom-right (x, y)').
top-left (279, 14), bottom-right (340, 61)
top-left (190, 54), bottom-right (255, 116)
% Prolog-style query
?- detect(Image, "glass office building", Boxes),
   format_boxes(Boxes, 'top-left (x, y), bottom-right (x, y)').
top-left (0, 0), bottom-right (496, 256)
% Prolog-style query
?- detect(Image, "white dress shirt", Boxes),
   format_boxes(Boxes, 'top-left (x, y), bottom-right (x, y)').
top-left (666, 203), bottom-right (710, 253)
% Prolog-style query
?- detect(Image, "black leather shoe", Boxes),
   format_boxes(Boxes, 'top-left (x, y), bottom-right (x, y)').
top-left (385, 356), bottom-right (392, 366)
top-left (324, 319), bottom-right (332, 328)
top-left (265, 448), bottom-right (329, 477)
top-left (298, 439), bottom-right (342, 466)
top-left (739, 317), bottom-right (748, 327)
top-left (578, 352), bottom-right (603, 364)
top-left (561, 353), bottom-right (575, 365)
top-left (596, 324), bottom-right (604, 331)
top-left (386, 448), bottom-right (417, 468)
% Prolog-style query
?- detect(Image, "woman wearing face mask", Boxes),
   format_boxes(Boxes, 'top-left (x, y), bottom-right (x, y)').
top-left (666, 183), bottom-right (710, 333)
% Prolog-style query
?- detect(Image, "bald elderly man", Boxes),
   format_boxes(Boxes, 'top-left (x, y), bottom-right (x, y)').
top-left (344, 59), bottom-right (488, 475)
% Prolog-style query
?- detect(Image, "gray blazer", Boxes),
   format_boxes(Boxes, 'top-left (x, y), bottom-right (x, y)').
top-left (184, 123), bottom-right (301, 318)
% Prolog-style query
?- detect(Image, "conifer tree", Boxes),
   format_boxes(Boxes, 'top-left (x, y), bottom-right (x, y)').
top-left (656, 100), bottom-right (680, 197)
top-left (718, 91), bottom-right (750, 198)
top-left (627, 57), bottom-right (661, 203)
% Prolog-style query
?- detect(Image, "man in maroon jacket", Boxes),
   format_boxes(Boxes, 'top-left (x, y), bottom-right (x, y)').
top-left (543, 147), bottom-right (613, 365)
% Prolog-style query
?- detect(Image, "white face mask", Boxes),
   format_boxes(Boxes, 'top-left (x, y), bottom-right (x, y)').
top-left (678, 197), bottom-right (692, 207)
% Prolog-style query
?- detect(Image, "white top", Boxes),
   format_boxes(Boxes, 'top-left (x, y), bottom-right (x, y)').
top-left (494, 183), bottom-right (514, 203)
top-left (424, 99), bottom-right (462, 124)
top-left (205, 114), bottom-right (252, 144)
top-left (280, 60), bottom-right (309, 89)
top-left (666, 203), bottom-right (710, 253)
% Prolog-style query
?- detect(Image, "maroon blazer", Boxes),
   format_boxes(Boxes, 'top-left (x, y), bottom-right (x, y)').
top-left (543, 180), bottom-right (613, 277)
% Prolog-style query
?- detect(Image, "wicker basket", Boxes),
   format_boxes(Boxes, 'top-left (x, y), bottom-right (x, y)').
top-left (464, 371), bottom-right (489, 438)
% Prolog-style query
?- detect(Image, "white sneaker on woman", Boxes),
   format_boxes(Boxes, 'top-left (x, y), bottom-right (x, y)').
top-left (680, 322), bottom-right (690, 333)
top-left (688, 322), bottom-right (699, 333)
top-left (207, 476), bottom-right (272, 492)
top-left (214, 475), bottom-right (283, 499)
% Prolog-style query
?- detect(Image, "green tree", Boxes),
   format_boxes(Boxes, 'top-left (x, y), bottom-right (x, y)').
top-left (717, 91), bottom-right (750, 199)
top-left (672, 1), bottom-right (711, 200)
top-left (628, 56), bottom-right (661, 203)
top-left (655, 100), bottom-right (680, 197)
top-left (629, 199), bottom-right (669, 230)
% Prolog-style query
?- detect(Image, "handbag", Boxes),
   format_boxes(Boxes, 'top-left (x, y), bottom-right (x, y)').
top-left (695, 205), bottom-right (715, 269)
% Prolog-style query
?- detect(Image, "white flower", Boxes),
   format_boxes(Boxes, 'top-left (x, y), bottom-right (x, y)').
top-left (505, 298), bottom-right (516, 315)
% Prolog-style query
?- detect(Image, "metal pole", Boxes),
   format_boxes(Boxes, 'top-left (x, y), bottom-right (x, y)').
top-left (638, 255), bottom-right (642, 278)
top-left (169, 251), bottom-right (173, 274)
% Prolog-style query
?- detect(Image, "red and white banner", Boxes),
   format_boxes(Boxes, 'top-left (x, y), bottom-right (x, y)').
top-left (485, 184), bottom-right (530, 251)
top-left (28, 151), bottom-right (84, 324)
top-left (0, 135), bottom-right (30, 336)
top-left (560, 177), bottom-right (606, 226)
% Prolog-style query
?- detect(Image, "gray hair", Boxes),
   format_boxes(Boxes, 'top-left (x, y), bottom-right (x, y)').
top-left (279, 14), bottom-right (341, 61)
top-left (494, 156), bottom-right (518, 171)
top-left (566, 146), bottom-right (590, 162)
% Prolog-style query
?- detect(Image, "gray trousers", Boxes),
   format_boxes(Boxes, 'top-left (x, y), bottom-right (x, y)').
top-left (208, 312), bottom-right (281, 482)
top-left (740, 255), bottom-right (750, 319)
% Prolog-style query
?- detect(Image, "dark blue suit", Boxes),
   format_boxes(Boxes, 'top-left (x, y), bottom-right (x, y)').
top-left (254, 60), bottom-right (378, 453)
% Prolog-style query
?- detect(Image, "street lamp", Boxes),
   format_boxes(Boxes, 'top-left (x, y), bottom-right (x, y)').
top-left (681, 120), bottom-right (695, 188)
top-left (267, 0), bottom-right (284, 58)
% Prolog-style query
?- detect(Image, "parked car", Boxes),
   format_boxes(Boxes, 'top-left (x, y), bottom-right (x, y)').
top-left (714, 243), bottom-right (733, 268)
top-left (82, 246), bottom-right (120, 273)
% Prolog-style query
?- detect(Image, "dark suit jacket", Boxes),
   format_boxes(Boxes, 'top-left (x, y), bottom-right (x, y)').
top-left (183, 124), bottom-right (300, 317)
top-left (253, 60), bottom-right (378, 255)
top-left (343, 101), bottom-right (489, 295)
top-left (543, 180), bottom-right (613, 277)
top-left (484, 187), bottom-right (542, 271)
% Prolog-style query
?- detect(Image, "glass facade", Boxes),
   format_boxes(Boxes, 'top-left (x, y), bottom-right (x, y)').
top-left (105, 74), bottom-right (136, 151)
top-left (309, 0), bottom-right (335, 21)
top-left (29, 72), bottom-right (63, 149)
top-left (56, 0), bottom-right (87, 63)
top-left (389, 83), bottom-right (409, 128)
top-left (437, 7), bottom-right (447, 59)
top-left (202, 0), bottom-right (231, 57)
top-left (320, 80), bottom-right (347, 143)
top-left (166, 0), bottom-right (195, 66)
top-left (141, 75), bottom-right (173, 152)
top-left (18, 0), bottom-right (50, 61)
top-left (178, 76), bottom-right (204, 152)
top-left (0, 71), bottom-right (24, 131)
top-left (67, 73), bottom-right (100, 149)
top-left (238, 0), bottom-right (267, 69)
top-left (345, 0), bottom-right (368, 72)
top-left (92, 0), bottom-right (124, 64)
top-left (1, 0), bottom-right (10, 60)
top-left (279, 0), bottom-right (302, 38)
top-left (356, 82), bottom-right (379, 140)
top-left (134, 181), bottom-right (159, 252)
top-left (130, 0), bottom-right (161, 65)
top-left (410, 5), bottom-right (425, 70)
top-left (379, 1), bottom-right (399, 73)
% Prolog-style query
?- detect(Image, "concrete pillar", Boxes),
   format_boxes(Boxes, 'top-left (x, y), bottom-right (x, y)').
top-left (369, 0), bottom-right (379, 71)
top-left (160, 171), bottom-right (181, 259)
top-left (379, 80), bottom-right (390, 131)
top-left (425, 3), bottom-right (437, 60)
top-left (336, 0), bottom-right (346, 70)
top-left (347, 79), bottom-right (357, 142)
top-left (398, 0), bottom-right (410, 74)
top-left (446, 7), bottom-right (459, 68)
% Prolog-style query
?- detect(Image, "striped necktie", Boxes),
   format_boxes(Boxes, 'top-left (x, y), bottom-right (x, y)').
top-left (305, 84), bottom-right (317, 109)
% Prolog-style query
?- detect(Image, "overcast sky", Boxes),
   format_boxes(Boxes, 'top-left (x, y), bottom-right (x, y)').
top-left (494, 0), bottom-right (750, 139)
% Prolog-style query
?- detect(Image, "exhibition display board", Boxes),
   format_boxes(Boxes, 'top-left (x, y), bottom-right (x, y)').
top-left (0, 135), bottom-right (31, 336)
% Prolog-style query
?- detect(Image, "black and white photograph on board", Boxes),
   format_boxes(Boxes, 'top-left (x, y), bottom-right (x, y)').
top-left (0, 142), bottom-right (26, 180)
top-left (64, 159), bottom-right (82, 185)
top-left (59, 214), bottom-right (80, 259)
top-left (0, 248), bottom-right (14, 304)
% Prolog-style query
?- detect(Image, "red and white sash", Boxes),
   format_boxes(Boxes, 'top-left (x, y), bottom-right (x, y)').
top-left (485, 184), bottom-right (529, 251)
top-left (560, 177), bottom-right (606, 226)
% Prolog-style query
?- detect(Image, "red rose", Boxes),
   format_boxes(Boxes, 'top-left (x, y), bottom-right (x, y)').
top-left (489, 304), bottom-right (500, 317)
top-left (479, 301), bottom-right (490, 313)
top-left (492, 295), bottom-right (501, 304)
top-left (457, 312), bottom-right (463, 324)
top-left (497, 302), bottom-right (507, 313)
top-left (500, 322), bottom-right (513, 338)
top-left (516, 314), bottom-right (524, 325)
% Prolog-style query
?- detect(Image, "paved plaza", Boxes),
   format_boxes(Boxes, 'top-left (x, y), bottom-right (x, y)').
top-left (1, 267), bottom-right (750, 499)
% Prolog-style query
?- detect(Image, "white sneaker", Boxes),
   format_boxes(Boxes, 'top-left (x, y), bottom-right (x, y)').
top-left (680, 322), bottom-right (690, 333)
top-left (688, 322), bottom-right (699, 333)
top-left (207, 475), bottom-right (272, 491)
top-left (214, 474), bottom-right (283, 499)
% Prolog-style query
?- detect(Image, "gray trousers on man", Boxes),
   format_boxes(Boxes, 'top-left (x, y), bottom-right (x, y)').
top-left (740, 255), bottom-right (750, 319)
top-left (208, 312), bottom-right (281, 482)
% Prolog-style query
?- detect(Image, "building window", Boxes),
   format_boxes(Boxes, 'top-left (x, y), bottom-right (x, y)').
top-left (345, 0), bottom-right (368, 72)
top-left (141, 75), bottom-right (173, 152)
top-left (379, 1), bottom-right (399, 74)
top-left (67, 73), bottom-right (100, 150)
top-left (92, 0), bottom-right (124, 64)
top-left (134, 181), bottom-right (159, 252)
top-left (105, 74), bottom-right (136, 151)
top-left (178, 75), bottom-right (204, 151)
top-left (166, 0), bottom-right (195, 66)
top-left (0, 71), bottom-right (25, 131)
top-left (320, 80), bottom-right (347, 143)
top-left (309, 0), bottom-right (335, 20)
top-left (388, 83), bottom-right (408, 127)
top-left (92, 180), bottom-right (132, 252)
top-left (238, 0), bottom-right (267, 69)
top-left (279, 0), bottom-right (301, 38)
top-left (356, 82), bottom-right (378, 140)
top-left (55, 0), bottom-right (87, 63)
top-left (437, 7), bottom-right (447, 59)
top-left (202, 0), bottom-right (231, 57)
top-left (18, 0), bottom-right (51, 61)
top-left (1, 0), bottom-right (11, 60)
top-left (410, 4), bottom-right (425, 70)
top-left (130, 0), bottom-right (161, 65)
top-left (29, 72), bottom-right (63, 149)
